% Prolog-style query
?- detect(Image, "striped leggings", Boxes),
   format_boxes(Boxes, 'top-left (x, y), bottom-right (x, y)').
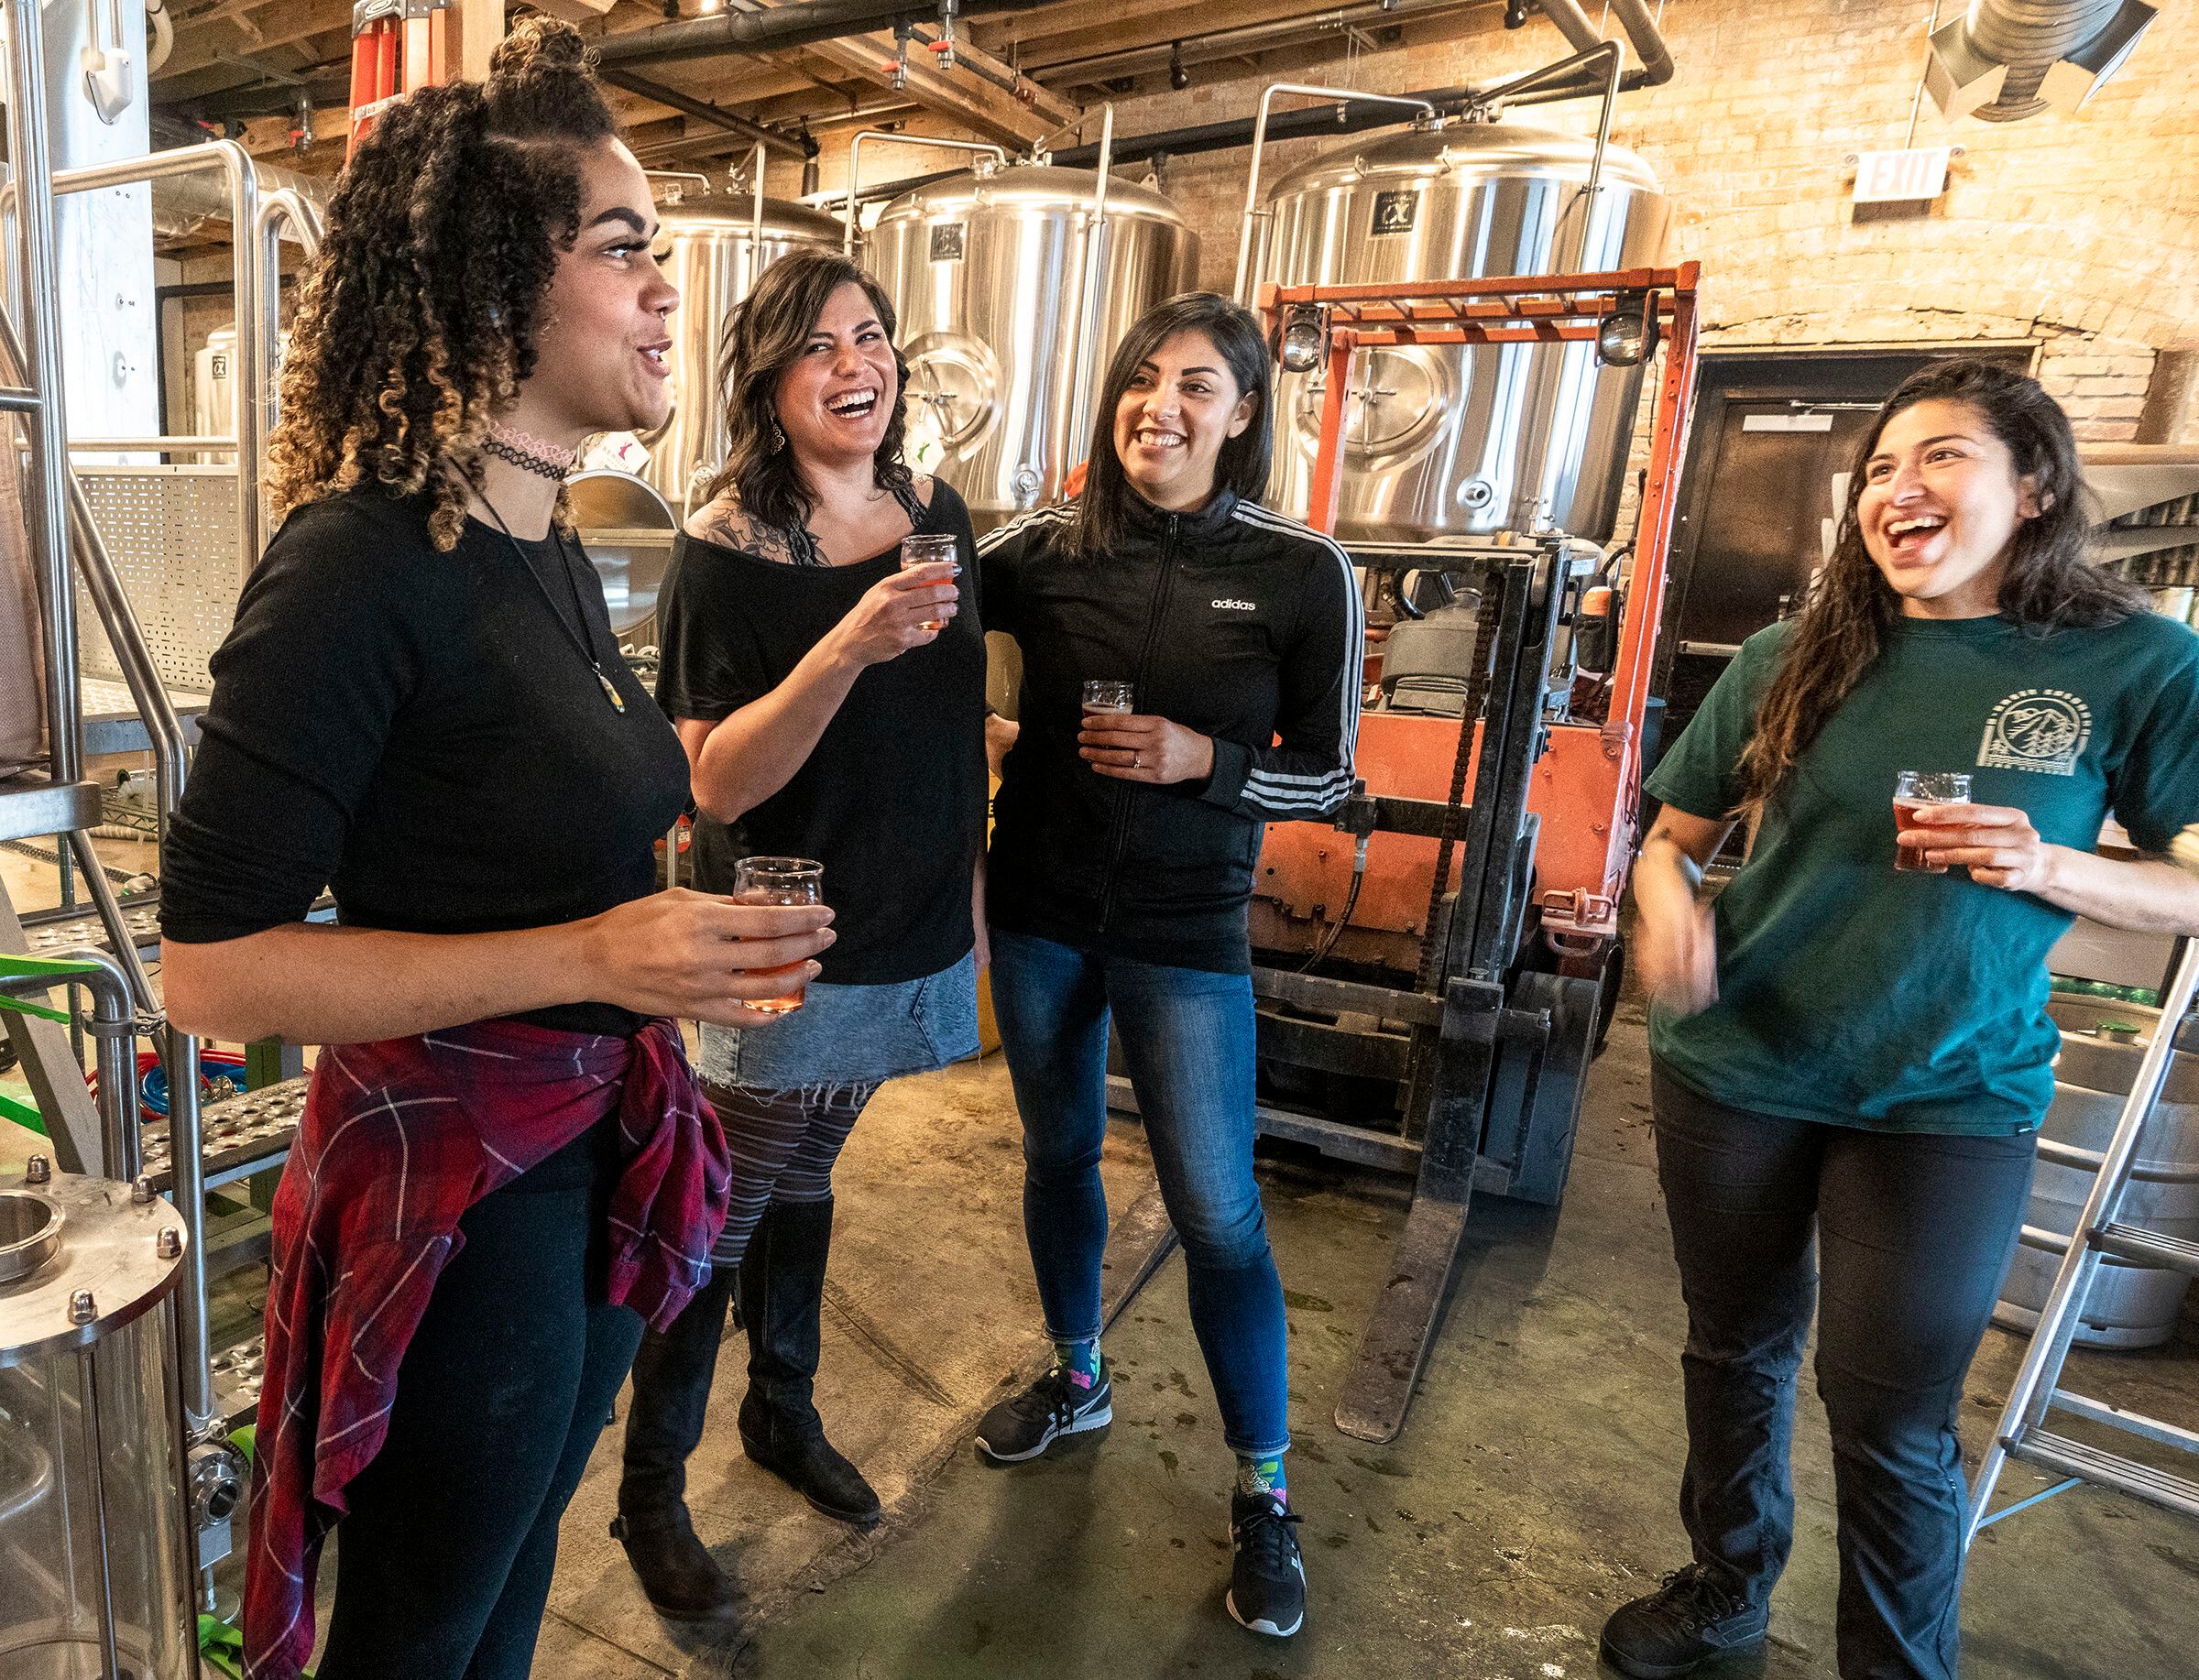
top-left (706, 1080), bottom-right (878, 1271)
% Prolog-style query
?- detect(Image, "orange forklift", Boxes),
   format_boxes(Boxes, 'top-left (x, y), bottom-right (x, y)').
top-left (1225, 266), bottom-right (1699, 1441)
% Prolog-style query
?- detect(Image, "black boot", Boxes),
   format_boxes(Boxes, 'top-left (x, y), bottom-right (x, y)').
top-left (736, 1198), bottom-right (881, 1527)
top-left (613, 1266), bottom-right (740, 1621)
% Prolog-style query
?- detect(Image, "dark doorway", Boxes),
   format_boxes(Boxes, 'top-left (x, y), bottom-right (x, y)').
top-left (1655, 344), bottom-right (2036, 740)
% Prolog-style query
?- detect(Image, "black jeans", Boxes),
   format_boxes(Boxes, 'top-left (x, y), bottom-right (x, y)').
top-left (315, 1119), bottom-right (644, 1680)
top-left (1650, 1064), bottom-right (2036, 1680)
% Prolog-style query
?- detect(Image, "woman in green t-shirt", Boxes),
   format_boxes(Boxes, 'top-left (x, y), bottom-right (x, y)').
top-left (1601, 359), bottom-right (2199, 1680)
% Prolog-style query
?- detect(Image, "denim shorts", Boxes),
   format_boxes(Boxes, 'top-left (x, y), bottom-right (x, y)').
top-left (697, 949), bottom-right (980, 1090)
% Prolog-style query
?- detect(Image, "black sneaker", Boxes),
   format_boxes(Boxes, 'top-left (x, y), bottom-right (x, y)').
top-left (1600, 1563), bottom-right (1769, 1678)
top-left (973, 1360), bottom-right (1112, 1463)
top-left (1226, 1491), bottom-right (1306, 1639)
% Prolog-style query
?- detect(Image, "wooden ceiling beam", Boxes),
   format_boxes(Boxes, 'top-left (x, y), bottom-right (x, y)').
top-left (793, 33), bottom-right (1057, 146)
top-left (161, 0), bottom-right (354, 81)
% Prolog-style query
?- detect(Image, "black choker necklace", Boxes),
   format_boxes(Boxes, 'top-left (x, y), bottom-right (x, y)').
top-left (482, 433), bottom-right (574, 482)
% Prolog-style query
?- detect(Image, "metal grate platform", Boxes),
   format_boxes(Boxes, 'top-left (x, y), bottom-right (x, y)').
top-left (145, 1075), bottom-right (309, 1195)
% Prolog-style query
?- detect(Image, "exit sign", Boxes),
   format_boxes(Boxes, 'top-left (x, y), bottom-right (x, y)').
top-left (1853, 147), bottom-right (1953, 203)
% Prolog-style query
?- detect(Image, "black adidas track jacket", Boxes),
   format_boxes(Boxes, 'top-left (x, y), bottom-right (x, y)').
top-left (977, 487), bottom-right (1363, 974)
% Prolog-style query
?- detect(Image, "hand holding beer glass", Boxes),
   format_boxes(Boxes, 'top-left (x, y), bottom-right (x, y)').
top-left (732, 856), bottom-right (825, 1013)
top-left (1892, 770), bottom-right (1972, 874)
top-left (900, 533), bottom-right (961, 633)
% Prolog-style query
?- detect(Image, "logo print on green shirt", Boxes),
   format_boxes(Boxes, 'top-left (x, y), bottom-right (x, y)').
top-left (1977, 688), bottom-right (2091, 777)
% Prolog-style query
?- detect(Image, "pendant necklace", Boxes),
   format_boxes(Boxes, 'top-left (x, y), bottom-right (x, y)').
top-left (477, 492), bottom-right (628, 714)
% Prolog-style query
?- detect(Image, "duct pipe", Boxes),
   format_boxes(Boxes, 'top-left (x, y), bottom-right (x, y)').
top-left (591, 0), bottom-right (1045, 69)
top-left (599, 66), bottom-right (812, 160)
top-left (1931, 0), bottom-right (2155, 122)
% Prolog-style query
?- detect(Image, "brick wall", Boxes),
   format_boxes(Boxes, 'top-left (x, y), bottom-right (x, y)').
top-left (817, 0), bottom-right (2195, 447)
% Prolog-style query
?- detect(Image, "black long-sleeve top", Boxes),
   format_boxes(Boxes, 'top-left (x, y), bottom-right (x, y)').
top-left (977, 488), bottom-right (1364, 973)
top-left (159, 489), bottom-right (691, 1035)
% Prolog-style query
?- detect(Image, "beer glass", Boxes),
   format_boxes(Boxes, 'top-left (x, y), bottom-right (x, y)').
top-left (1893, 770), bottom-right (1972, 874)
top-left (900, 532), bottom-right (960, 633)
top-left (1081, 679), bottom-right (1135, 715)
top-left (732, 856), bottom-right (824, 1012)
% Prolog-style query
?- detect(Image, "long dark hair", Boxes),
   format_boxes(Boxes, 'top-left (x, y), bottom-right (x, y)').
top-left (1074, 291), bottom-right (1273, 558)
top-left (266, 16), bottom-right (618, 551)
top-left (696, 249), bottom-right (913, 534)
top-left (1734, 357), bottom-right (2147, 816)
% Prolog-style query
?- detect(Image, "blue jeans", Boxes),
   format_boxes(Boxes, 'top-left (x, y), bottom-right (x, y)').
top-left (988, 928), bottom-right (1290, 1457)
top-left (1651, 1064), bottom-right (2036, 1680)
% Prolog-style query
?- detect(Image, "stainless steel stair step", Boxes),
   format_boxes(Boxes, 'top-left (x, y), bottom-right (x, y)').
top-left (2093, 1222), bottom-right (2199, 1275)
top-left (209, 1332), bottom-right (268, 1431)
top-left (146, 1075), bottom-right (309, 1195)
top-left (2007, 1427), bottom-right (2199, 1521)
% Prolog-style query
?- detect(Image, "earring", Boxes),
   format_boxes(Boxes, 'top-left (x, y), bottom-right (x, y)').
top-left (768, 412), bottom-right (786, 454)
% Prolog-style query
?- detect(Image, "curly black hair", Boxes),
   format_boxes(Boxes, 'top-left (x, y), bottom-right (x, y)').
top-left (265, 16), bottom-right (619, 550)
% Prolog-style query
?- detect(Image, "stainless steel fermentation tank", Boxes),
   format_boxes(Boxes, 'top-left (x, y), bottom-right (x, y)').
top-left (0, 1162), bottom-right (196, 1680)
top-left (867, 161), bottom-right (1199, 528)
top-left (1253, 119), bottom-right (1670, 544)
top-left (634, 190), bottom-right (846, 511)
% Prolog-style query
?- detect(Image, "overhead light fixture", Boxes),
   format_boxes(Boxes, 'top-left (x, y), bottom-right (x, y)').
top-left (1169, 41), bottom-right (1189, 91)
top-left (1594, 291), bottom-right (1658, 367)
top-left (1279, 305), bottom-right (1326, 374)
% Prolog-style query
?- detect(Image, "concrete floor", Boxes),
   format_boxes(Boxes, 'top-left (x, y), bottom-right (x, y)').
top-left (5, 834), bottom-right (2193, 1676)
top-left (537, 998), bottom-right (2199, 1680)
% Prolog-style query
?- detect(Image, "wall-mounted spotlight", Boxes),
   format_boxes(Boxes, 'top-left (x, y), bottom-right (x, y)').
top-left (1594, 290), bottom-right (1659, 367)
top-left (1280, 305), bottom-right (1326, 374)
top-left (1169, 42), bottom-right (1189, 91)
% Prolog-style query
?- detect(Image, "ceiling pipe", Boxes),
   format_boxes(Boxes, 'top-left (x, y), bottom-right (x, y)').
top-left (598, 66), bottom-right (814, 158)
top-left (589, 0), bottom-right (1046, 70)
top-left (813, 60), bottom-right (1639, 210)
top-left (1038, 0), bottom-right (1494, 87)
top-left (1536, 0), bottom-right (1605, 57)
top-left (1537, 0), bottom-right (1673, 84)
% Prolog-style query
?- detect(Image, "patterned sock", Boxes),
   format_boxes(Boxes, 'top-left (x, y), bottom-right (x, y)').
top-left (1236, 1453), bottom-right (1288, 1506)
top-left (1054, 1336), bottom-right (1102, 1391)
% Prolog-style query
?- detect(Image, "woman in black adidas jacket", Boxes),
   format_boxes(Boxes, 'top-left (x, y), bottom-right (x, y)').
top-left (971, 292), bottom-right (1362, 1642)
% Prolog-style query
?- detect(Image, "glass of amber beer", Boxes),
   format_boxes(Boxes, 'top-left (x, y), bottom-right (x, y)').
top-left (1892, 771), bottom-right (1972, 874)
top-left (900, 532), bottom-right (960, 632)
top-left (732, 856), bottom-right (824, 1012)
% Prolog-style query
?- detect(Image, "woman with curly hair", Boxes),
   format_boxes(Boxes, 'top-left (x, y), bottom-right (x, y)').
top-left (1603, 359), bottom-right (2199, 1680)
top-left (611, 248), bottom-right (982, 1620)
top-left (157, 20), bottom-right (833, 1679)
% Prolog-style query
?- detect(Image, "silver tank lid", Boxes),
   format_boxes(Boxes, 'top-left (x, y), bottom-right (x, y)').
top-left (1265, 118), bottom-right (1662, 200)
top-left (877, 161), bottom-right (1192, 229)
top-left (654, 191), bottom-right (845, 245)
top-left (0, 1164), bottom-right (184, 1368)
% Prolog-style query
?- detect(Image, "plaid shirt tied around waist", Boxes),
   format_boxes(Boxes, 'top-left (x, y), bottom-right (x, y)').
top-left (242, 1017), bottom-right (726, 1679)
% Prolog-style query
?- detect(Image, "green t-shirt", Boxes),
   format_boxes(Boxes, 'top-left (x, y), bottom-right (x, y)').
top-left (1644, 610), bottom-right (2199, 1135)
